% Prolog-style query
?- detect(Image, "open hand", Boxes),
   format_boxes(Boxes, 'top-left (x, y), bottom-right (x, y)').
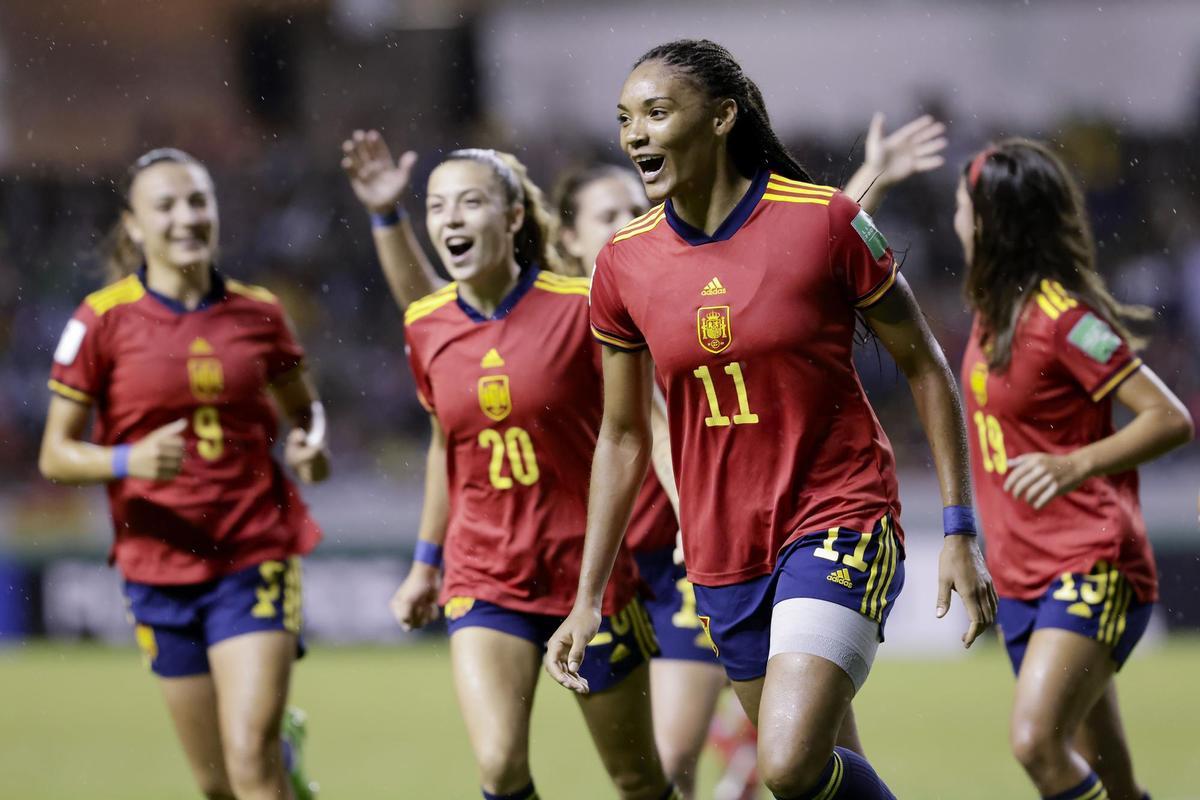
top-left (1003, 452), bottom-right (1086, 510)
top-left (341, 130), bottom-right (418, 214)
top-left (863, 113), bottom-right (947, 190)
top-left (936, 535), bottom-right (997, 648)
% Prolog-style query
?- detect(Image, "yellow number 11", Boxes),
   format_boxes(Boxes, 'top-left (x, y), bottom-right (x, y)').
top-left (693, 362), bottom-right (759, 427)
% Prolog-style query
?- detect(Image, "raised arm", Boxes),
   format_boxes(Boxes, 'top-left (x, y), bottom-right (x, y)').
top-left (341, 129), bottom-right (444, 309)
top-left (1004, 367), bottom-right (1193, 510)
top-left (269, 369), bottom-right (331, 484)
top-left (390, 414), bottom-right (451, 631)
top-left (545, 346), bottom-right (655, 692)
top-left (39, 396), bottom-right (185, 485)
top-left (863, 275), bottom-right (997, 647)
top-left (843, 113), bottom-right (947, 215)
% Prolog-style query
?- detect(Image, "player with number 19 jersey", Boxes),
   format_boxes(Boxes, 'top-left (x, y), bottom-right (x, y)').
top-left (47, 271), bottom-right (321, 586)
top-left (404, 267), bottom-right (641, 618)
top-left (590, 170), bottom-right (903, 589)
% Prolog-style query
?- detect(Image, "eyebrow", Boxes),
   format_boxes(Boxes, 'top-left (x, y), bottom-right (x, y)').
top-left (616, 96), bottom-right (675, 111)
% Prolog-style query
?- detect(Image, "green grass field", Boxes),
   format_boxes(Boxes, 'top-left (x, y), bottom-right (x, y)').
top-left (1, 639), bottom-right (1198, 798)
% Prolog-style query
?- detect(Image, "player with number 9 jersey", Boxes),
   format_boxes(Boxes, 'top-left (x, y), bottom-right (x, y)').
top-left (48, 271), bottom-right (321, 584)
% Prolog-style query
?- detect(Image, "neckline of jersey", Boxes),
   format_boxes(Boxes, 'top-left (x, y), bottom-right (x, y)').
top-left (456, 265), bottom-right (540, 323)
top-left (138, 266), bottom-right (227, 314)
top-left (664, 168), bottom-right (770, 246)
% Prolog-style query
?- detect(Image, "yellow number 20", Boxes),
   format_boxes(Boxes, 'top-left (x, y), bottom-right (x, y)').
top-left (478, 427), bottom-right (540, 490)
top-left (193, 405), bottom-right (224, 461)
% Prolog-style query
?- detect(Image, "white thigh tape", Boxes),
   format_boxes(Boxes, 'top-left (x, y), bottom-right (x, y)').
top-left (768, 597), bottom-right (880, 691)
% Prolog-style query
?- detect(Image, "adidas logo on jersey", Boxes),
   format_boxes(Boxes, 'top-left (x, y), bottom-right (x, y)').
top-left (700, 277), bottom-right (727, 296)
top-left (480, 348), bottom-right (505, 368)
top-left (826, 568), bottom-right (853, 588)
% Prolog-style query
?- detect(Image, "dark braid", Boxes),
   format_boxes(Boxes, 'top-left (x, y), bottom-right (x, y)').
top-left (635, 39), bottom-right (813, 183)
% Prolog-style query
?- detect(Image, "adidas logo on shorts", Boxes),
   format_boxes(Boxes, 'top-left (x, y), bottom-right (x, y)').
top-left (701, 277), bottom-right (727, 296)
top-left (826, 568), bottom-right (853, 588)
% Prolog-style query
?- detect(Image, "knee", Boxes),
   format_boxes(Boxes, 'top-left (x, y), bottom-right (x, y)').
top-left (759, 740), bottom-right (830, 799)
top-left (1010, 717), bottom-right (1069, 776)
top-left (603, 754), bottom-right (669, 800)
top-left (475, 743), bottom-right (531, 795)
top-left (658, 745), bottom-right (700, 796)
top-left (223, 726), bottom-right (281, 789)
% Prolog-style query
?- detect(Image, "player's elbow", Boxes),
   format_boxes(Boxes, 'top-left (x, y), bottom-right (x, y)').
top-left (1163, 403), bottom-right (1195, 450)
top-left (37, 444), bottom-right (62, 482)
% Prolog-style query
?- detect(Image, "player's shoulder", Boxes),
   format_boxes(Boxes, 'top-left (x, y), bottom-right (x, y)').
top-left (404, 283), bottom-right (459, 328)
top-left (81, 274), bottom-right (146, 318)
top-left (1025, 278), bottom-right (1094, 331)
top-left (531, 270), bottom-right (590, 299)
top-left (761, 172), bottom-right (839, 213)
top-left (224, 276), bottom-right (283, 307)
top-left (608, 203), bottom-right (668, 248)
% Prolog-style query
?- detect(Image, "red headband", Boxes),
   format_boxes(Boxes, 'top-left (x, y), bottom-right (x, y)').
top-left (968, 146), bottom-right (997, 189)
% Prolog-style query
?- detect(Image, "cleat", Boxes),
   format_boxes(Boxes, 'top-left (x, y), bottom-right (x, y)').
top-left (282, 706), bottom-right (319, 800)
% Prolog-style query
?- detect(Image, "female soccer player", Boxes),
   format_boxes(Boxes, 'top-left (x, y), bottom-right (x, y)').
top-left (546, 39), bottom-right (997, 800)
top-left (347, 144), bottom-right (676, 800)
top-left (38, 148), bottom-right (327, 800)
top-left (957, 140), bottom-right (1192, 800)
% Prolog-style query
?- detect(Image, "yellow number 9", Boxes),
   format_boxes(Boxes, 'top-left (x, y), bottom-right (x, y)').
top-left (193, 405), bottom-right (224, 461)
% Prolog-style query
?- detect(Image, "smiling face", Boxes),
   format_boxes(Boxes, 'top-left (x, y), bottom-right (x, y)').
top-left (425, 159), bottom-right (522, 283)
top-left (123, 161), bottom-right (218, 271)
top-left (617, 59), bottom-right (730, 203)
top-left (954, 176), bottom-right (976, 265)
top-left (561, 172), bottom-right (648, 274)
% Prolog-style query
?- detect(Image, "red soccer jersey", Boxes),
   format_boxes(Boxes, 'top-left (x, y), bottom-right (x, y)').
top-left (961, 280), bottom-right (1156, 602)
top-left (404, 268), bottom-right (640, 616)
top-left (590, 171), bottom-right (903, 587)
top-left (48, 271), bottom-right (321, 585)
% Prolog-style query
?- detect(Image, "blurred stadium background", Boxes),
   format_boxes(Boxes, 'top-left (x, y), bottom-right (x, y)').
top-left (0, 1), bottom-right (1198, 797)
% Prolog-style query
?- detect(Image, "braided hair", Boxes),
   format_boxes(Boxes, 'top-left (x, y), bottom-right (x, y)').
top-left (634, 39), bottom-right (813, 183)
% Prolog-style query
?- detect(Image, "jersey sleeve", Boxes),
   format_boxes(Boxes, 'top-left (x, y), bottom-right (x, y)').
top-left (589, 244), bottom-right (646, 351)
top-left (1053, 304), bottom-right (1141, 402)
top-left (827, 191), bottom-right (898, 309)
top-left (48, 303), bottom-right (108, 405)
top-left (404, 333), bottom-right (436, 414)
top-left (265, 306), bottom-right (307, 384)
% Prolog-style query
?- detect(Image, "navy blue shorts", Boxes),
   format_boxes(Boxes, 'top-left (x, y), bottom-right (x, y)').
top-left (997, 562), bottom-right (1153, 674)
top-left (693, 516), bottom-right (904, 682)
top-left (634, 545), bottom-right (720, 663)
top-left (443, 596), bottom-right (658, 693)
top-left (124, 558), bottom-right (305, 678)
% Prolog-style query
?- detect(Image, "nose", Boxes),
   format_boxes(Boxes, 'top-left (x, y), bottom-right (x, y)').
top-left (623, 117), bottom-right (648, 151)
top-left (176, 202), bottom-right (209, 229)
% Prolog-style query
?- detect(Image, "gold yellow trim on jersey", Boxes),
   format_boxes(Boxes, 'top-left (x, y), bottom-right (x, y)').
top-left (48, 378), bottom-right (93, 405)
top-left (225, 278), bottom-right (279, 304)
top-left (404, 284), bottom-right (458, 326)
top-left (1033, 278), bottom-right (1079, 320)
top-left (853, 262), bottom-right (899, 309)
top-left (84, 275), bottom-right (145, 316)
top-left (763, 174), bottom-right (836, 206)
top-left (1091, 358), bottom-right (1142, 402)
top-left (533, 272), bottom-right (590, 297)
top-left (611, 204), bottom-right (666, 244)
top-left (591, 325), bottom-right (646, 351)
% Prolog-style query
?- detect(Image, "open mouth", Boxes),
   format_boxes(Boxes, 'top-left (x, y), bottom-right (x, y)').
top-left (445, 236), bottom-right (474, 258)
top-left (633, 154), bottom-right (666, 178)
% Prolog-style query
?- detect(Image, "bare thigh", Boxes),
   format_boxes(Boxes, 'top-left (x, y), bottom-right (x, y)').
top-left (650, 658), bottom-right (726, 791)
top-left (575, 661), bottom-right (670, 800)
top-left (158, 673), bottom-right (234, 799)
top-left (449, 627), bottom-right (541, 793)
top-left (730, 675), bottom-right (864, 755)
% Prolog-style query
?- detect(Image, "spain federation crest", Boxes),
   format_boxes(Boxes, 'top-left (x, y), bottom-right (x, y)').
top-left (478, 374), bottom-right (512, 422)
top-left (697, 305), bottom-right (732, 354)
top-left (970, 361), bottom-right (989, 407)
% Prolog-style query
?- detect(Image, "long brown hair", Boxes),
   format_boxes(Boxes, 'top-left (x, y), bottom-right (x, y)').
top-left (963, 138), bottom-right (1150, 369)
top-left (102, 148), bottom-right (206, 282)
top-left (443, 149), bottom-right (569, 276)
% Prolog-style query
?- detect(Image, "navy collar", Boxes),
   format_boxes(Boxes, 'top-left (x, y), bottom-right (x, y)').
top-left (139, 266), bottom-right (226, 314)
top-left (664, 169), bottom-right (770, 246)
top-left (456, 265), bottom-right (540, 323)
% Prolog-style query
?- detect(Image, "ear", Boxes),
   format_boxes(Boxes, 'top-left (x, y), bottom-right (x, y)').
top-left (713, 98), bottom-right (738, 139)
top-left (507, 201), bottom-right (526, 236)
top-left (559, 226), bottom-right (584, 259)
top-left (121, 210), bottom-right (144, 247)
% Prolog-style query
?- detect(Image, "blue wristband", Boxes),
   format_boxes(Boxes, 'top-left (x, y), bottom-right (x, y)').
top-left (413, 539), bottom-right (443, 568)
top-left (111, 444), bottom-right (131, 479)
top-left (943, 505), bottom-right (977, 536)
top-left (369, 206), bottom-right (403, 229)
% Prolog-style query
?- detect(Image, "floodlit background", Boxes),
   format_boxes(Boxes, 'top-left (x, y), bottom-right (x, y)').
top-left (0, 1), bottom-right (1197, 797)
